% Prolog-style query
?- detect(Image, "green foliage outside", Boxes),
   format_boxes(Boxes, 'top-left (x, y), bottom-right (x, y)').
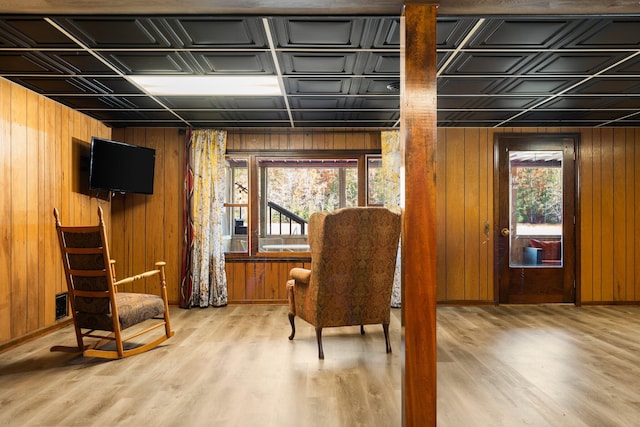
top-left (513, 166), bottom-right (562, 224)
top-left (367, 166), bottom-right (385, 205)
top-left (265, 166), bottom-right (358, 221)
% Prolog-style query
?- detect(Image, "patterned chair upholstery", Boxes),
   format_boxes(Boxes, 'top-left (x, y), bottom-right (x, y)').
top-left (53, 207), bottom-right (174, 359)
top-left (287, 207), bottom-right (401, 359)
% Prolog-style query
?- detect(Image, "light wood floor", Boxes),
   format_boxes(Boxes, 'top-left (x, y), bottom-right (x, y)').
top-left (0, 305), bottom-right (401, 427)
top-left (437, 305), bottom-right (640, 427)
top-left (2, 304), bottom-right (640, 426)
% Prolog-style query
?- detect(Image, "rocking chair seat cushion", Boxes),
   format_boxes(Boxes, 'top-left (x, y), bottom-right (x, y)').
top-left (116, 293), bottom-right (165, 330)
top-left (75, 293), bottom-right (165, 331)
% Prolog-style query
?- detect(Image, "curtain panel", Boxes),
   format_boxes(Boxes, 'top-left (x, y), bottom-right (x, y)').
top-left (180, 129), bottom-right (228, 308)
top-left (381, 130), bottom-right (402, 308)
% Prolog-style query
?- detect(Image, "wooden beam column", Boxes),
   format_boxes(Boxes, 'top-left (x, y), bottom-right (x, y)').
top-left (401, 2), bottom-right (438, 426)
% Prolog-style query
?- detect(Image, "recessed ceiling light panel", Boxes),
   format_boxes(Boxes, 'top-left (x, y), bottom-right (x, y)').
top-left (129, 75), bottom-right (283, 96)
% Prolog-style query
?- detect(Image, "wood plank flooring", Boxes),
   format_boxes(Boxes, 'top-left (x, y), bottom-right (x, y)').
top-left (1, 304), bottom-right (640, 426)
top-left (437, 305), bottom-right (640, 426)
top-left (0, 305), bottom-right (401, 427)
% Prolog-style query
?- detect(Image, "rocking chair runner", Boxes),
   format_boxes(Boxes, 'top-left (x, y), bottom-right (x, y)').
top-left (53, 207), bottom-right (174, 359)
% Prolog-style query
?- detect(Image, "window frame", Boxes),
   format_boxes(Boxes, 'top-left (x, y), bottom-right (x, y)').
top-left (366, 154), bottom-right (384, 207)
top-left (225, 150), bottom-right (380, 258)
top-left (223, 155), bottom-right (250, 256)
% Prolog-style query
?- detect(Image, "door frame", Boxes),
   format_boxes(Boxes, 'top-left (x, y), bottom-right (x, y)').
top-left (493, 133), bottom-right (580, 305)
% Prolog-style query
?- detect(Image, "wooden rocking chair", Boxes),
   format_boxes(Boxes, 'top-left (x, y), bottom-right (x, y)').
top-left (53, 207), bottom-right (174, 359)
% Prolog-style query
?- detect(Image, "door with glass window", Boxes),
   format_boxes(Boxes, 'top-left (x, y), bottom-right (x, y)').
top-left (496, 134), bottom-right (576, 304)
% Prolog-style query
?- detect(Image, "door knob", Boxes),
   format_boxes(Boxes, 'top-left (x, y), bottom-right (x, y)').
top-left (501, 228), bottom-right (510, 237)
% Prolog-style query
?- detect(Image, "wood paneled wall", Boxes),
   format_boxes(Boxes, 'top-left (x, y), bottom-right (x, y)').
top-left (579, 128), bottom-right (640, 303)
top-left (436, 128), bottom-right (494, 302)
top-left (226, 259), bottom-right (309, 303)
top-left (226, 128), bottom-right (380, 151)
top-left (5, 80), bottom-right (638, 347)
top-left (0, 78), bottom-right (111, 348)
top-left (437, 127), bottom-right (640, 304)
top-left (106, 125), bottom-right (640, 306)
top-left (109, 128), bottom-right (185, 303)
top-left (108, 128), bottom-right (380, 305)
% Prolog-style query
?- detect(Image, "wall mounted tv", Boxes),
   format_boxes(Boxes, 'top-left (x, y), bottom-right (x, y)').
top-left (89, 137), bottom-right (156, 195)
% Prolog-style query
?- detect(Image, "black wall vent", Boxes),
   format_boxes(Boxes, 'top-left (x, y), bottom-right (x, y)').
top-left (55, 293), bottom-right (68, 320)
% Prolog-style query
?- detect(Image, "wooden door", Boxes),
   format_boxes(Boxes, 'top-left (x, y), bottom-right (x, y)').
top-left (496, 134), bottom-right (577, 304)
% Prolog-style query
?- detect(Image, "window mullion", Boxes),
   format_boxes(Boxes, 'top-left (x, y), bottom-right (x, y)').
top-left (249, 155), bottom-right (259, 256)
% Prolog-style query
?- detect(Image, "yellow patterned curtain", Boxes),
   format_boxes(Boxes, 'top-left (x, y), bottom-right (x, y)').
top-left (381, 130), bottom-right (402, 307)
top-left (184, 129), bottom-right (228, 307)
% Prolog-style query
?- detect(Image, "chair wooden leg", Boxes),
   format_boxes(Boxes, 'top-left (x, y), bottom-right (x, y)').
top-left (315, 327), bottom-right (324, 359)
top-left (360, 325), bottom-right (365, 335)
top-left (288, 313), bottom-right (296, 340)
top-left (383, 323), bottom-right (392, 354)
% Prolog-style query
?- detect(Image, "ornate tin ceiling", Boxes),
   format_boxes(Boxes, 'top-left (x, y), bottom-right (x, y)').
top-left (1, 14), bottom-right (640, 128)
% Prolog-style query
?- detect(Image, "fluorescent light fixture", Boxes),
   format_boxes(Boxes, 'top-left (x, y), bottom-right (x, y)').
top-left (129, 75), bottom-right (283, 96)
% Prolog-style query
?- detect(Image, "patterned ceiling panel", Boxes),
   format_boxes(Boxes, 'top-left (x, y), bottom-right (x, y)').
top-left (195, 52), bottom-right (275, 74)
top-left (1, 14), bottom-right (639, 128)
top-left (104, 51), bottom-right (197, 75)
top-left (163, 17), bottom-right (268, 48)
top-left (466, 18), bottom-right (587, 49)
top-left (0, 17), bottom-right (76, 47)
top-left (443, 52), bottom-right (541, 75)
top-left (51, 17), bottom-right (172, 48)
top-left (279, 52), bottom-right (361, 74)
top-left (271, 18), bottom-right (367, 48)
top-left (563, 18), bottom-right (640, 49)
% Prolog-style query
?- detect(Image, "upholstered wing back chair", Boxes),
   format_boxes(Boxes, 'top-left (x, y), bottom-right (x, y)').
top-left (287, 207), bottom-right (401, 359)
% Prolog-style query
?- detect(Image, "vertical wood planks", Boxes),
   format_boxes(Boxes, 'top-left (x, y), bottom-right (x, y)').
top-left (163, 129), bottom-right (184, 303)
top-left (109, 124), bottom-right (640, 308)
top-left (225, 129), bottom-right (380, 152)
top-left (612, 128), bottom-right (626, 300)
top-left (10, 81), bottom-right (27, 338)
top-left (435, 128), bottom-right (447, 301)
top-left (464, 129), bottom-right (481, 300)
top-left (435, 126), bottom-right (640, 304)
top-left (437, 128), bottom-right (494, 302)
top-left (600, 129), bottom-right (615, 301)
top-left (26, 90), bottom-right (40, 333)
top-left (480, 128), bottom-right (494, 301)
top-left (0, 78), bottom-right (110, 347)
top-left (145, 128), bottom-right (166, 296)
top-left (245, 260), bottom-right (266, 300)
top-left (580, 129), bottom-right (594, 302)
top-left (624, 129), bottom-right (635, 301)
top-left (591, 128), bottom-right (604, 301)
top-left (110, 128), bottom-right (184, 301)
top-left (0, 79), bottom-right (12, 341)
top-left (444, 128), bottom-right (466, 300)
top-left (224, 259), bottom-right (307, 303)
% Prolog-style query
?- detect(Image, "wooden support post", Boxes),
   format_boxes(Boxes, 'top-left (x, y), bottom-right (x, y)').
top-left (401, 2), bottom-right (438, 426)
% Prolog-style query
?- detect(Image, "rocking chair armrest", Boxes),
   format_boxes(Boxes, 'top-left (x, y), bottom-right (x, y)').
top-left (289, 268), bottom-right (311, 285)
top-left (113, 269), bottom-right (160, 287)
top-left (113, 262), bottom-right (167, 291)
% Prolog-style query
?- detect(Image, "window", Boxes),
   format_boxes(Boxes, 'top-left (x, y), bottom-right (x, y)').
top-left (509, 151), bottom-right (563, 267)
top-left (258, 158), bottom-right (358, 252)
top-left (223, 157), bottom-right (248, 253)
top-left (223, 152), bottom-right (379, 256)
top-left (366, 155), bottom-right (384, 206)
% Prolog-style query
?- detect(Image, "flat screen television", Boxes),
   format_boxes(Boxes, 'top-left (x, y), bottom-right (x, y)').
top-left (89, 137), bottom-right (156, 195)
